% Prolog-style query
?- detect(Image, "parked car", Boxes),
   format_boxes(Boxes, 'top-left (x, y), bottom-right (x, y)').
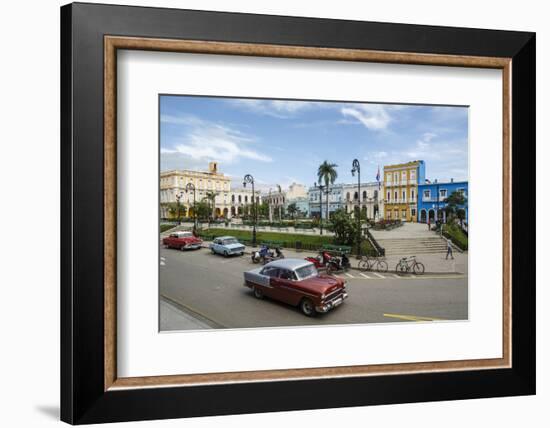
top-left (162, 230), bottom-right (202, 250)
top-left (243, 258), bottom-right (348, 316)
top-left (209, 236), bottom-right (245, 257)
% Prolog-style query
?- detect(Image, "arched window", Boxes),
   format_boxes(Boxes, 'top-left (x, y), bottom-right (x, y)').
top-left (354, 191), bottom-right (358, 200)
top-left (374, 190), bottom-right (378, 199)
top-left (245, 196), bottom-right (248, 203)
top-left (238, 195), bottom-right (242, 203)
top-left (362, 190), bottom-right (367, 200)
top-left (231, 194), bottom-right (235, 203)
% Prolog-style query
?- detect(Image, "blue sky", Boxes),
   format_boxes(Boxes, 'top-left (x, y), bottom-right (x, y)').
top-left (160, 95), bottom-right (468, 191)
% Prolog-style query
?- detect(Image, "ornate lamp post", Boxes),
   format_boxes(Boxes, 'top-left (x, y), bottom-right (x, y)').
top-left (243, 174), bottom-right (257, 246)
top-left (185, 182), bottom-right (197, 234)
top-left (351, 159), bottom-right (362, 256)
top-left (313, 182), bottom-right (326, 235)
top-left (175, 192), bottom-right (184, 225)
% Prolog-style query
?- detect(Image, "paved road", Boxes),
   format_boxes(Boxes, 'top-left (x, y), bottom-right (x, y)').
top-left (160, 246), bottom-right (468, 331)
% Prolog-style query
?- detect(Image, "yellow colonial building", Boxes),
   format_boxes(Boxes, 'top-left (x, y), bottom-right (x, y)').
top-left (383, 160), bottom-right (425, 222)
top-left (160, 162), bottom-right (260, 219)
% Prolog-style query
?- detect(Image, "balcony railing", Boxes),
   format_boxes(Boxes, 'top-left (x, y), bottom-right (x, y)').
top-left (422, 196), bottom-right (447, 202)
top-left (385, 198), bottom-right (418, 204)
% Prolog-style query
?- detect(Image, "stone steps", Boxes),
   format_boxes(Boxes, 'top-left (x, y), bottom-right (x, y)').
top-left (376, 237), bottom-right (447, 255)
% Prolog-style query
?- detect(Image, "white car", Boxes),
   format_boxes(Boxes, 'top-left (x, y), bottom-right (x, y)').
top-left (209, 236), bottom-right (245, 257)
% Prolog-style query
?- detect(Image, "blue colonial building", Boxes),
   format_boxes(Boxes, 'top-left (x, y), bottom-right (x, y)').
top-left (417, 179), bottom-right (468, 224)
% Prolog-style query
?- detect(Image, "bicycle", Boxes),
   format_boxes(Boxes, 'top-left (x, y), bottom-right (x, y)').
top-left (395, 256), bottom-right (425, 275)
top-left (358, 255), bottom-right (389, 272)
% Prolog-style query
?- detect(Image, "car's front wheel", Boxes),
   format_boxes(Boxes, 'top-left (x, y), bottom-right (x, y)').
top-left (253, 287), bottom-right (264, 299)
top-left (300, 298), bottom-right (317, 317)
top-left (224, 250), bottom-right (229, 257)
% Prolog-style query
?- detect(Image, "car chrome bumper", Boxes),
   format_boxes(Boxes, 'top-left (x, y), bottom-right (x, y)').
top-left (316, 292), bottom-right (348, 313)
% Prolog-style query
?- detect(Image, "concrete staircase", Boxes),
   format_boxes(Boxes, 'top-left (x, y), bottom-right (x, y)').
top-left (370, 223), bottom-right (447, 256)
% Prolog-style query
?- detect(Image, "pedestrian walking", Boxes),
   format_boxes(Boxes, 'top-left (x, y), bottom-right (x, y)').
top-left (446, 238), bottom-right (454, 260)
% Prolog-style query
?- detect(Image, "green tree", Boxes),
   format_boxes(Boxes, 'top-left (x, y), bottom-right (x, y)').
top-left (258, 201), bottom-right (269, 218)
top-left (195, 200), bottom-right (210, 221)
top-left (287, 202), bottom-right (298, 219)
top-left (330, 209), bottom-right (360, 247)
top-left (457, 208), bottom-right (466, 228)
top-left (444, 191), bottom-right (467, 225)
top-left (317, 161), bottom-right (338, 221)
top-left (205, 191), bottom-right (218, 219)
top-left (163, 202), bottom-right (186, 221)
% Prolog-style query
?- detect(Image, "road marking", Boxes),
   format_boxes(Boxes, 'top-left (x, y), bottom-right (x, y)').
top-left (359, 273), bottom-right (371, 279)
top-left (160, 256), bottom-right (166, 261)
top-left (372, 272), bottom-right (385, 279)
top-left (335, 274), bottom-right (347, 279)
top-left (160, 261), bottom-right (166, 266)
top-left (383, 313), bottom-right (443, 322)
top-left (401, 274), bottom-right (466, 280)
top-left (393, 274), bottom-right (401, 279)
top-left (345, 272), bottom-right (354, 278)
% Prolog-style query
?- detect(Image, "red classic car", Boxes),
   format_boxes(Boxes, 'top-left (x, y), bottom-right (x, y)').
top-left (162, 231), bottom-right (202, 250)
top-left (243, 258), bottom-right (348, 316)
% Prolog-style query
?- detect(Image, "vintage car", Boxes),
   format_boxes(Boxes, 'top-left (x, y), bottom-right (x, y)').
top-left (162, 230), bottom-right (202, 250)
top-left (209, 236), bottom-right (245, 257)
top-left (243, 258), bottom-right (348, 316)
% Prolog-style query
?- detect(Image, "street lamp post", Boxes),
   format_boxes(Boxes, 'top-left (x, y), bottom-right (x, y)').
top-left (185, 183), bottom-right (197, 234)
top-left (313, 182), bottom-right (326, 235)
top-left (436, 182), bottom-right (443, 237)
top-left (175, 192), bottom-right (184, 225)
top-left (351, 159), bottom-right (362, 256)
top-left (243, 174), bottom-right (257, 246)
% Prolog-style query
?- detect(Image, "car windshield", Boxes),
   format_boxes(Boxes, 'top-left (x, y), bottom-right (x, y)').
top-left (295, 264), bottom-right (318, 280)
top-left (222, 238), bottom-right (238, 245)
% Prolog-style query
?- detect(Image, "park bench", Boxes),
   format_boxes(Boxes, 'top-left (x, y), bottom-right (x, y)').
top-left (321, 244), bottom-right (352, 254)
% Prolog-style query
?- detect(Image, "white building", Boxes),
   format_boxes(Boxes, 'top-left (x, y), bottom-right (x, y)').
top-left (264, 189), bottom-right (286, 222)
top-left (286, 182), bottom-right (307, 200)
top-left (342, 182), bottom-right (384, 221)
top-left (308, 183), bottom-right (344, 219)
top-left (306, 181), bottom-right (384, 220)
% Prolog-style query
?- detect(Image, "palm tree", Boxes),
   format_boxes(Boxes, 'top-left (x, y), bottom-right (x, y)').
top-left (205, 191), bottom-right (218, 220)
top-left (276, 184), bottom-right (283, 221)
top-left (317, 161), bottom-right (338, 220)
top-left (287, 202), bottom-right (298, 219)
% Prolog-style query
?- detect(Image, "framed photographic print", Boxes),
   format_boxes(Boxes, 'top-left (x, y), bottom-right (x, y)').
top-left (60, 2), bottom-right (536, 424)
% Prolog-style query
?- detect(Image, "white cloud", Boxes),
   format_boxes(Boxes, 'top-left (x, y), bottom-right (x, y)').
top-left (422, 132), bottom-right (437, 142)
top-left (228, 99), bottom-right (317, 118)
top-left (340, 105), bottom-right (392, 130)
top-left (160, 114), bottom-right (202, 126)
top-left (161, 114), bottom-right (272, 169)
